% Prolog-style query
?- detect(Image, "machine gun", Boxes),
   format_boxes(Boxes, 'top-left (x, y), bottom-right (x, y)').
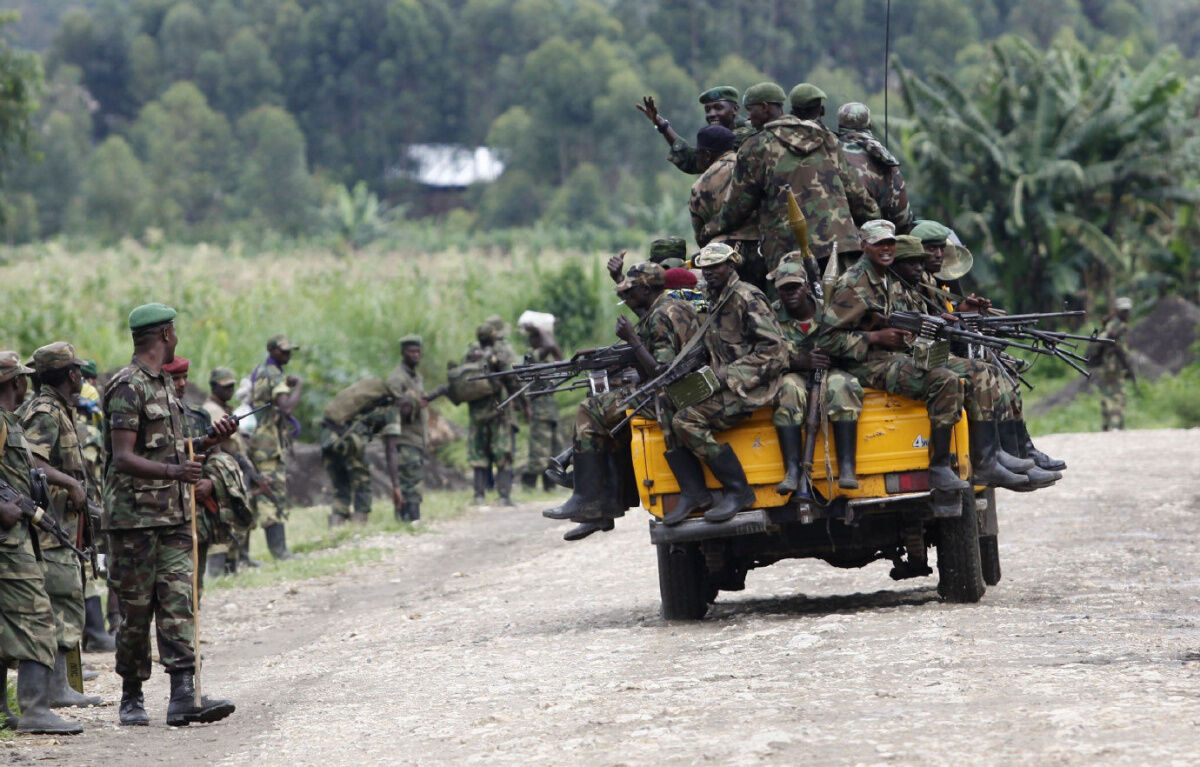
top-left (470, 344), bottom-right (640, 411)
top-left (605, 343), bottom-right (712, 436)
top-left (0, 476), bottom-right (89, 560)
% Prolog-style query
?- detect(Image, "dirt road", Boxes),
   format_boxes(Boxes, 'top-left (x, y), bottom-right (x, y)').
top-left (7, 429), bottom-right (1199, 766)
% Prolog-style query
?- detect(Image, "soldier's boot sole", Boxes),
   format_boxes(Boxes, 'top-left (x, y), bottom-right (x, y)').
top-left (563, 519), bottom-right (615, 542)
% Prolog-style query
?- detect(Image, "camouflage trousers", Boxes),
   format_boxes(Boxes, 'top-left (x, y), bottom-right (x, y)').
top-left (524, 418), bottom-right (560, 476)
top-left (827, 369), bottom-right (865, 423)
top-left (468, 417), bottom-right (513, 471)
top-left (40, 546), bottom-right (84, 651)
top-left (850, 353), bottom-right (964, 429)
top-left (108, 524), bottom-right (195, 680)
top-left (250, 456), bottom-right (289, 527)
top-left (772, 373), bottom-right (809, 427)
top-left (673, 389), bottom-right (762, 461)
top-left (322, 427), bottom-right (371, 520)
top-left (1098, 376), bottom-right (1127, 431)
top-left (940, 356), bottom-right (1003, 421)
top-left (576, 387), bottom-right (675, 451)
top-left (397, 444), bottom-right (424, 505)
top-left (0, 544), bottom-right (57, 668)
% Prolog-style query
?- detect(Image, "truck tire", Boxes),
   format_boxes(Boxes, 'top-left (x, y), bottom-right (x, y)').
top-left (656, 542), bottom-right (711, 620)
top-left (936, 488), bottom-right (986, 603)
top-left (979, 534), bottom-right (1001, 586)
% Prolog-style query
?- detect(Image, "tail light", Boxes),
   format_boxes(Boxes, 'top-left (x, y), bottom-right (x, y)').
top-left (885, 471), bottom-right (931, 494)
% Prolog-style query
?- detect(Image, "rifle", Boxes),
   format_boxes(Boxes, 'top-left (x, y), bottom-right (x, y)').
top-left (471, 344), bottom-right (640, 411)
top-left (207, 402), bottom-right (270, 438)
top-left (424, 384), bottom-right (450, 404)
top-left (792, 251), bottom-right (839, 503)
top-left (0, 476), bottom-right (89, 559)
top-left (605, 343), bottom-right (710, 436)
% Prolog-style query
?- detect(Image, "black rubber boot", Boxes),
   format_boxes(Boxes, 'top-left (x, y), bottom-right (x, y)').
top-left (703, 444), bottom-right (757, 523)
top-left (521, 472), bottom-right (537, 490)
top-left (541, 473), bottom-right (555, 492)
top-left (661, 448), bottom-right (713, 526)
top-left (929, 425), bottom-right (971, 492)
top-left (496, 468), bottom-right (516, 506)
top-left (774, 425), bottom-right (804, 494)
top-left (1, 667), bottom-right (16, 729)
top-left (408, 502), bottom-right (421, 522)
top-left (610, 448), bottom-right (640, 516)
top-left (239, 533), bottom-right (261, 568)
top-left (543, 450), bottom-right (606, 521)
top-left (997, 420), bottom-right (1036, 472)
top-left (1017, 419), bottom-right (1066, 471)
top-left (970, 420), bottom-right (1030, 490)
top-left (562, 518), bottom-right (615, 541)
top-left (832, 420), bottom-right (860, 490)
top-left (544, 446), bottom-right (574, 489)
top-left (83, 595), bottom-right (116, 652)
top-left (16, 661), bottom-right (82, 734)
top-left (205, 553), bottom-right (228, 583)
top-left (472, 468), bottom-right (487, 503)
top-left (118, 676), bottom-right (149, 726)
top-left (264, 524), bottom-right (294, 560)
top-left (49, 651), bottom-right (101, 708)
top-left (165, 670), bottom-right (235, 727)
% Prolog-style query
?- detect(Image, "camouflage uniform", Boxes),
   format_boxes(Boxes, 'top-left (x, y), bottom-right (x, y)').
top-left (465, 340), bottom-right (516, 472)
top-left (837, 103), bottom-right (913, 233)
top-left (771, 299), bottom-right (818, 427)
top-left (179, 403), bottom-right (249, 592)
top-left (1098, 316), bottom-right (1131, 431)
top-left (521, 347), bottom-right (561, 480)
top-left (102, 358), bottom-right (196, 681)
top-left (669, 122), bottom-right (757, 175)
top-left (813, 256), bottom-right (965, 428)
top-left (248, 359), bottom-right (292, 526)
top-left (386, 360), bottom-right (428, 506)
top-left (319, 380), bottom-right (401, 521)
top-left (202, 396), bottom-right (255, 559)
top-left (0, 408), bottom-right (58, 670)
top-left (21, 385), bottom-right (88, 651)
top-left (689, 149), bottom-right (760, 247)
top-left (701, 116), bottom-right (880, 277)
top-left (672, 273), bottom-right (788, 459)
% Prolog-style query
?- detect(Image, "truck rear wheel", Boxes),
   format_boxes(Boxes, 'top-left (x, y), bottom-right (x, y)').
top-left (656, 542), bottom-right (711, 620)
top-left (936, 488), bottom-right (986, 603)
top-left (979, 534), bottom-right (1001, 586)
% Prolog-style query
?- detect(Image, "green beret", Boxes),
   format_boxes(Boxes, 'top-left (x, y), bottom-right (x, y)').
top-left (79, 359), bottom-right (99, 379)
top-left (743, 82), bottom-right (786, 107)
top-left (399, 334), bottom-right (423, 347)
top-left (788, 83), bottom-right (827, 108)
top-left (649, 237), bottom-right (687, 263)
top-left (910, 220), bottom-right (951, 245)
top-left (698, 86), bottom-right (740, 105)
top-left (893, 235), bottom-right (926, 261)
top-left (128, 302), bottom-right (177, 331)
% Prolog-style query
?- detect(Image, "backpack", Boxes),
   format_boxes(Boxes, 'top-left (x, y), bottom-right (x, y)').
top-left (446, 358), bottom-right (501, 405)
top-left (323, 377), bottom-right (394, 425)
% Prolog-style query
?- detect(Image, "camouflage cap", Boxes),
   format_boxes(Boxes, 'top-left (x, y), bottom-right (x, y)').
top-left (743, 82), bottom-right (786, 107)
top-left (616, 262), bottom-right (666, 292)
top-left (162, 356), bottom-right (190, 375)
top-left (398, 334), bottom-right (423, 348)
top-left (696, 124), bottom-right (735, 154)
top-left (659, 257), bottom-right (686, 269)
top-left (910, 220), bottom-right (951, 245)
top-left (893, 235), bottom-right (926, 261)
top-left (32, 341), bottom-right (83, 374)
top-left (209, 366), bottom-right (237, 385)
top-left (649, 237), bottom-right (687, 263)
top-left (788, 82), bottom-right (827, 108)
top-left (485, 314), bottom-right (509, 337)
top-left (693, 242), bottom-right (740, 268)
top-left (773, 261), bottom-right (809, 288)
top-left (0, 350), bottom-right (34, 383)
top-left (1115, 297), bottom-right (1133, 311)
top-left (859, 219), bottom-right (897, 245)
top-left (837, 102), bottom-right (871, 130)
top-left (79, 359), bottom-right (99, 379)
top-left (128, 302), bottom-right (177, 331)
top-left (267, 334), bottom-right (301, 351)
top-left (698, 86), bottom-right (739, 105)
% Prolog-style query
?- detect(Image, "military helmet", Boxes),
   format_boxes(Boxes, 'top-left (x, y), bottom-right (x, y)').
top-left (837, 102), bottom-right (871, 131)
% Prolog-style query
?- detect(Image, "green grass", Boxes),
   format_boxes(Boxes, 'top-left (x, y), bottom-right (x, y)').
top-left (1025, 361), bottom-right (1200, 436)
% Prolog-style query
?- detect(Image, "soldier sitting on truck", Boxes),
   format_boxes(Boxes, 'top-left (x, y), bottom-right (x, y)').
top-left (544, 261), bottom-right (699, 540)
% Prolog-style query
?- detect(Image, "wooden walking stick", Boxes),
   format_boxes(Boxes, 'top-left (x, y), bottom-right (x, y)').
top-left (187, 440), bottom-right (202, 707)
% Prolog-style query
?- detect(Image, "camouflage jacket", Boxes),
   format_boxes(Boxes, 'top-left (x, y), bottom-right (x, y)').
top-left (386, 362), bottom-right (428, 448)
top-left (75, 413), bottom-right (104, 508)
top-left (181, 401), bottom-right (212, 441)
top-left (668, 122), bottom-right (758, 175)
top-left (249, 358), bottom-right (292, 461)
top-left (0, 409), bottom-right (37, 553)
top-left (839, 129), bottom-right (913, 232)
top-left (1098, 318), bottom-right (1132, 381)
top-left (772, 299), bottom-right (819, 374)
top-left (21, 386), bottom-right (87, 549)
top-left (521, 348), bottom-right (561, 422)
top-left (639, 291), bottom-right (701, 365)
top-left (703, 116), bottom-right (880, 273)
top-left (465, 340), bottom-right (516, 424)
top-left (102, 357), bottom-right (190, 530)
top-left (813, 256), bottom-right (907, 369)
top-left (689, 150), bottom-right (759, 245)
top-left (703, 274), bottom-right (787, 407)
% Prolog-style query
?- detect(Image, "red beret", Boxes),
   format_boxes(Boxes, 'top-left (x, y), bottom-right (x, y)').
top-left (664, 267), bottom-right (698, 290)
top-left (162, 356), bottom-right (190, 375)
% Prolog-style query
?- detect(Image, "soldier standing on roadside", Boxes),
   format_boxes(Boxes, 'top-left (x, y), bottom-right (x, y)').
top-left (319, 376), bottom-right (403, 526)
top-left (465, 317), bottom-right (517, 506)
top-left (248, 334), bottom-right (302, 560)
top-left (518, 318), bottom-right (563, 492)
top-left (1098, 297), bottom-right (1135, 431)
top-left (387, 336), bottom-right (432, 522)
top-left (102, 303), bottom-right (240, 727)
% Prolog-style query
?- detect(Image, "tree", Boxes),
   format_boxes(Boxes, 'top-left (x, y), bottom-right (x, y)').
top-left (74, 135), bottom-right (150, 241)
top-left (236, 105), bottom-right (316, 234)
top-left (0, 11), bottom-right (44, 224)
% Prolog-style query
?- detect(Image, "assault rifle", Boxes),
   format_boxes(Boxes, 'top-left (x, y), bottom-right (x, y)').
top-left (605, 343), bottom-right (710, 436)
top-left (206, 402), bottom-right (270, 439)
top-left (0, 476), bottom-right (89, 559)
top-left (470, 344), bottom-right (640, 411)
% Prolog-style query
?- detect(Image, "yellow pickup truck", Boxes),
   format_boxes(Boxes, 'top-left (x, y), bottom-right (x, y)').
top-left (630, 389), bottom-right (999, 619)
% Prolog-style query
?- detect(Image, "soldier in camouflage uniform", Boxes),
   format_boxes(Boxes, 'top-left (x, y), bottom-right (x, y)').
top-left (637, 86), bottom-right (758, 175)
top-left (837, 102), bottom-right (913, 233)
top-left (387, 335), bottom-right (431, 522)
top-left (518, 320), bottom-right (563, 491)
top-left (465, 316), bottom-right (518, 505)
top-left (202, 366), bottom-right (262, 571)
top-left (545, 262), bottom-right (700, 539)
top-left (74, 381), bottom-right (119, 647)
top-left (1097, 297), bottom-right (1135, 431)
top-left (103, 303), bottom-right (238, 727)
top-left (248, 334), bottom-right (303, 560)
top-left (689, 124), bottom-right (762, 275)
top-left (319, 376), bottom-right (403, 525)
top-left (21, 343), bottom-right (104, 708)
top-left (699, 82), bottom-right (881, 285)
top-left (0, 351), bottom-right (83, 735)
top-left (668, 244), bottom-right (788, 525)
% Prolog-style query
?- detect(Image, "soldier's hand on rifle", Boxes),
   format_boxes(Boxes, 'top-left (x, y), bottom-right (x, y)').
top-left (286, 374), bottom-right (302, 388)
top-left (0, 499), bottom-right (20, 530)
top-left (868, 328), bottom-right (911, 350)
top-left (615, 315), bottom-right (637, 343)
top-left (209, 415), bottom-right (239, 444)
top-left (794, 348), bottom-right (831, 371)
top-left (958, 294), bottom-right (992, 314)
top-left (170, 460), bottom-right (205, 484)
top-left (195, 479), bottom-right (214, 503)
top-left (636, 96), bottom-right (660, 125)
top-left (607, 250), bottom-right (627, 284)
top-left (65, 478), bottom-right (87, 510)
